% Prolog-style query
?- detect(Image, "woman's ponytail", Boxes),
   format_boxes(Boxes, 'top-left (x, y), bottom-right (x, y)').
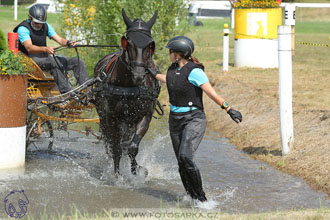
top-left (189, 56), bottom-right (204, 70)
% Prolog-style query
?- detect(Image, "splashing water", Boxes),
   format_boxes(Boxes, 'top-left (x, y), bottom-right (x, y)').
top-left (0, 120), bottom-right (328, 218)
top-left (195, 199), bottom-right (219, 210)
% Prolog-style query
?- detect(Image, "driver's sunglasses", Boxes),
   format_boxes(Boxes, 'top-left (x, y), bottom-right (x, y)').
top-left (169, 49), bottom-right (174, 54)
top-left (32, 21), bottom-right (43, 25)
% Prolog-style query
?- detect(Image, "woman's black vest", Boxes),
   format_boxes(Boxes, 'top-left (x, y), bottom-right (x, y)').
top-left (166, 61), bottom-right (204, 110)
top-left (13, 20), bottom-right (48, 57)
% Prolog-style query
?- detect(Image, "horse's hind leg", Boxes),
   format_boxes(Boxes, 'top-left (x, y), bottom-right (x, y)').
top-left (128, 115), bottom-right (152, 175)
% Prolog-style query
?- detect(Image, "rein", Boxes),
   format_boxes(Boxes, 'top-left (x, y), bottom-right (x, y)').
top-left (52, 44), bottom-right (121, 83)
top-left (54, 44), bottom-right (120, 53)
top-left (50, 42), bottom-right (164, 118)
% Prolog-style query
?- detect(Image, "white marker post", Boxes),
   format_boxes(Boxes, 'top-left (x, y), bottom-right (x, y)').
top-left (14, 0), bottom-right (18, 21)
top-left (231, 8), bottom-right (235, 29)
top-left (284, 3), bottom-right (296, 56)
top-left (223, 23), bottom-right (229, 74)
top-left (278, 25), bottom-right (294, 156)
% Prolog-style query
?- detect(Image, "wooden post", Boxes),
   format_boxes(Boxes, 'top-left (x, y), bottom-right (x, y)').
top-left (284, 3), bottom-right (296, 56)
top-left (291, 26), bottom-right (295, 56)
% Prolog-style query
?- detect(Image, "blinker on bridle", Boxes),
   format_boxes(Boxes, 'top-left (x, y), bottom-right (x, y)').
top-left (121, 32), bottom-right (155, 73)
top-left (121, 9), bottom-right (158, 72)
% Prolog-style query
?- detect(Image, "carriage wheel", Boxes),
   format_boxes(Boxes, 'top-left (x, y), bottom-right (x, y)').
top-left (26, 120), bottom-right (54, 151)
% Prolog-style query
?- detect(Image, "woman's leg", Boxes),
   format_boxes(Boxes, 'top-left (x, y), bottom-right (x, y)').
top-left (170, 110), bottom-right (207, 201)
top-left (169, 113), bottom-right (196, 198)
top-left (180, 110), bottom-right (207, 201)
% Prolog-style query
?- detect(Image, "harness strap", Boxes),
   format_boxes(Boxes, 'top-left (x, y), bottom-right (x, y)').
top-left (106, 84), bottom-right (141, 96)
top-left (105, 54), bottom-right (119, 73)
top-left (98, 84), bottom-right (159, 100)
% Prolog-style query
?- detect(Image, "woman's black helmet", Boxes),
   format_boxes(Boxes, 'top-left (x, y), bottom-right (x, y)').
top-left (165, 36), bottom-right (194, 57)
top-left (29, 4), bottom-right (47, 24)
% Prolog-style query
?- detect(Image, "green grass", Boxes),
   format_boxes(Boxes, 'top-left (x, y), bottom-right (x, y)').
top-left (1, 6), bottom-right (329, 74)
top-left (0, 6), bottom-right (61, 46)
top-left (183, 11), bottom-right (330, 75)
top-left (1, 6), bottom-right (329, 41)
top-left (23, 206), bottom-right (330, 220)
top-left (296, 22), bottom-right (330, 34)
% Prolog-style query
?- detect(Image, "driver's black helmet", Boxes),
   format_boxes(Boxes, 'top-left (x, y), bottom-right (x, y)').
top-left (165, 36), bottom-right (194, 58)
top-left (29, 4), bottom-right (47, 24)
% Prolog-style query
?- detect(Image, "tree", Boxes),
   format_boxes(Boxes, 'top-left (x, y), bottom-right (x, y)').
top-left (0, 28), bottom-right (7, 52)
top-left (59, 0), bottom-right (188, 73)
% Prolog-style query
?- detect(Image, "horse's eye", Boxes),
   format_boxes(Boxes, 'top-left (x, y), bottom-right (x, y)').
top-left (121, 37), bottom-right (127, 50)
top-left (126, 41), bottom-right (137, 58)
top-left (143, 47), bottom-right (149, 57)
top-left (150, 42), bottom-right (155, 55)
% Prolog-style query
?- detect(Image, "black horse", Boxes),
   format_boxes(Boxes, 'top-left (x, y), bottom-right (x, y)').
top-left (93, 9), bottom-right (161, 175)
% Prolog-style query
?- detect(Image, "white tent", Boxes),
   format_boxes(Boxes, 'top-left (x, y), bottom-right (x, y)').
top-left (187, 0), bottom-right (232, 18)
top-left (13, 0), bottom-right (60, 21)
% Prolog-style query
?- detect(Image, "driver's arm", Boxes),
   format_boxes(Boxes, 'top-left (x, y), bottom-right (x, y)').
top-left (22, 39), bottom-right (54, 54)
top-left (51, 34), bottom-right (77, 47)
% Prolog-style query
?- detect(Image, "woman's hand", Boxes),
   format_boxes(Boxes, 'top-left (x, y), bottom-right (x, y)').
top-left (227, 109), bottom-right (242, 123)
top-left (148, 62), bottom-right (166, 83)
top-left (148, 63), bottom-right (160, 77)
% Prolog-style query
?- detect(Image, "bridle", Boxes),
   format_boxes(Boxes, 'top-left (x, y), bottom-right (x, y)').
top-left (120, 30), bottom-right (155, 74)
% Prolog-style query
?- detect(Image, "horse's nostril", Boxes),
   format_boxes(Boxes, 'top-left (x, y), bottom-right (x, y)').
top-left (133, 66), bottom-right (145, 74)
top-left (133, 66), bottom-right (146, 79)
top-left (134, 75), bottom-right (144, 83)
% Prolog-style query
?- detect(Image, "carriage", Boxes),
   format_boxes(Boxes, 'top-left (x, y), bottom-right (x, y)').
top-left (25, 55), bottom-right (102, 151)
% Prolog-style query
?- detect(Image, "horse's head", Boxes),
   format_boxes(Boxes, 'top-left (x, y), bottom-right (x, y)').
top-left (121, 9), bottom-right (157, 84)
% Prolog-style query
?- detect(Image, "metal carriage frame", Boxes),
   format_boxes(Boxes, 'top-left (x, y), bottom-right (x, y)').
top-left (26, 56), bottom-right (101, 151)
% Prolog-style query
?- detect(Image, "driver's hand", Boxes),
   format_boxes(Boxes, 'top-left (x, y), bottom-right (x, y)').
top-left (70, 41), bottom-right (78, 46)
top-left (66, 40), bottom-right (78, 47)
top-left (44, 46), bottom-right (55, 54)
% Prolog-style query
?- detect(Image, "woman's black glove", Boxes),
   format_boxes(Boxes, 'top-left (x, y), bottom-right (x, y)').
top-left (147, 61), bottom-right (160, 78)
top-left (227, 109), bottom-right (242, 123)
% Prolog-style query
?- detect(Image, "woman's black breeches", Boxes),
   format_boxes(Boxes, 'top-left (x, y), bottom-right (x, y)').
top-left (169, 109), bottom-right (207, 201)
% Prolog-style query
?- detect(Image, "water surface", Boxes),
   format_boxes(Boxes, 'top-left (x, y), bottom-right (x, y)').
top-left (0, 119), bottom-right (328, 218)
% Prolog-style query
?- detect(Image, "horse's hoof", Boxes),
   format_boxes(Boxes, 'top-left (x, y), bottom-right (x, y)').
top-left (131, 165), bottom-right (148, 177)
top-left (139, 166), bottom-right (148, 177)
top-left (114, 172), bottom-right (121, 179)
top-left (144, 168), bottom-right (148, 177)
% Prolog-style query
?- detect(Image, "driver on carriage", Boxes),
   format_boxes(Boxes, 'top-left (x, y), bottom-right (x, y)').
top-left (13, 4), bottom-right (90, 94)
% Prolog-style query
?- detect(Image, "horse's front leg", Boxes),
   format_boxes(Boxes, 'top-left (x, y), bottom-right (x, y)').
top-left (103, 135), bottom-right (122, 176)
top-left (128, 114), bottom-right (152, 175)
top-left (114, 152), bottom-right (121, 176)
